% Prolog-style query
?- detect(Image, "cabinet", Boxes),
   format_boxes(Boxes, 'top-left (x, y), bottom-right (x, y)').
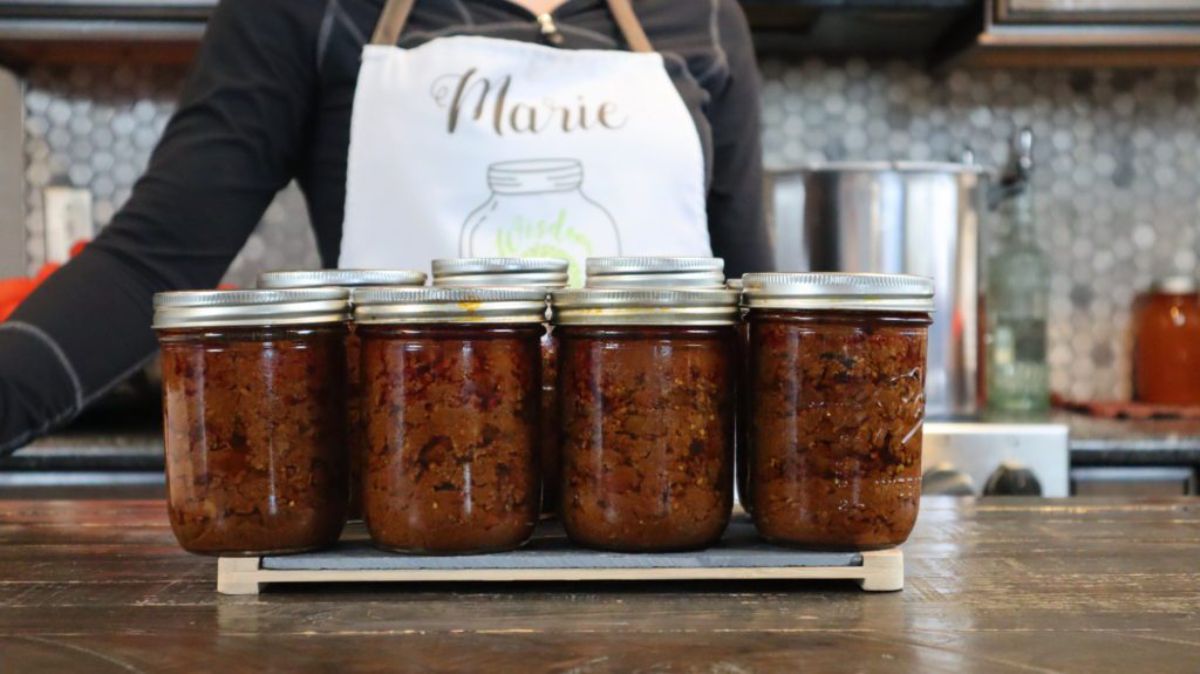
top-left (941, 0), bottom-right (1200, 67)
top-left (997, 0), bottom-right (1200, 24)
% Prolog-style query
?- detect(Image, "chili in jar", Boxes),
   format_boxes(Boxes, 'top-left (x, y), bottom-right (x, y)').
top-left (354, 286), bottom-right (547, 554)
top-left (552, 287), bottom-right (739, 552)
top-left (743, 273), bottom-right (934, 551)
top-left (154, 288), bottom-right (352, 556)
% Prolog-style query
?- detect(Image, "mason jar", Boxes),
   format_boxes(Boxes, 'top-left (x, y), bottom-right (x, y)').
top-left (257, 269), bottom-right (427, 521)
top-left (153, 288), bottom-right (352, 556)
top-left (743, 273), bottom-right (934, 551)
top-left (1133, 276), bottom-right (1200, 406)
top-left (354, 286), bottom-right (546, 554)
top-left (433, 258), bottom-right (568, 517)
top-left (552, 288), bottom-right (739, 552)
top-left (584, 256), bottom-right (726, 289)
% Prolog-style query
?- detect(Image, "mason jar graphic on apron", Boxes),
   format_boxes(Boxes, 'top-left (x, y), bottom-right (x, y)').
top-left (462, 159), bottom-right (618, 285)
top-left (338, 0), bottom-right (712, 277)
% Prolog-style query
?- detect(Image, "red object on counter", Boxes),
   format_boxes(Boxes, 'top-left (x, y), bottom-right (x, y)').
top-left (0, 239), bottom-right (85, 321)
top-left (1133, 277), bottom-right (1200, 407)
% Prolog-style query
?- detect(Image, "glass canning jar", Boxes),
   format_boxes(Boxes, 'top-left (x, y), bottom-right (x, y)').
top-left (153, 288), bottom-right (352, 556)
top-left (257, 269), bottom-right (427, 522)
top-left (743, 273), bottom-right (934, 551)
top-left (432, 258), bottom-right (568, 517)
top-left (354, 286), bottom-right (547, 554)
top-left (551, 288), bottom-right (739, 552)
top-left (1133, 276), bottom-right (1200, 406)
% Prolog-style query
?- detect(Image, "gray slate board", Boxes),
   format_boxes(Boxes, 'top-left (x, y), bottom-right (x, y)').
top-left (263, 516), bottom-right (863, 571)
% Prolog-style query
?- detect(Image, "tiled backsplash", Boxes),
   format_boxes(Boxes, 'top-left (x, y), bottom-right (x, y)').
top-left (20, 64), bottom-right (319, 288)
top-left (17, 59), bottom-right (1200, 400)
top-left (759, 59), bottom-right (1200, 401)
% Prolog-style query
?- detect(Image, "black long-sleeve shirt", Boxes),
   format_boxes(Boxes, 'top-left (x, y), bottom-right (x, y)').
top-left (0, 0), bottom-right (768, 454)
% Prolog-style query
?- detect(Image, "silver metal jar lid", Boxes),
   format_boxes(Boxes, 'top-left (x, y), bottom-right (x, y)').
top-left (742, 272), bottom-right (935, 313)
top-left (257, 269), bottom-right (427, 289)
top-left (353, 286), bottom-right (549, 324)
top-left (551, 288), bottom-right (740, 326)
top-left (585, 256), bottom-right (726, 289)
top-left (431, 258), bottom-right (569, 288)
top-left (726, 278), bottom-right (744, 290)
top-left (1150, 275), bottom-right (1199, 295)
top-left (153, 288), bottom-right (351, 329)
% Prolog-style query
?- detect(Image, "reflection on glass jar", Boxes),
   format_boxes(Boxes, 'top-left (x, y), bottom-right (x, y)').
top-left (743, 273), bottom-right (933, 551)
top-left (153, 289), bottom-right (352, 556)
top-left (461, 159), bottom-right (619, 286)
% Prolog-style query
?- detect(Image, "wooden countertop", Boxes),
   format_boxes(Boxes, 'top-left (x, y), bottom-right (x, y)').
top-left (2, 497), bottom-right (1198, 672)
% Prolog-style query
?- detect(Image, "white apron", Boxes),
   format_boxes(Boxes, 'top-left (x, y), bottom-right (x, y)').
top-left (339, 0), bottom-right (710, 282)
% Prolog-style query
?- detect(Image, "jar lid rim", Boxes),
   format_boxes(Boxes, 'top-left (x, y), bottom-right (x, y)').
top-left (1150, 275), bottom-right (1199, 294)
top-left (743, 273), bottom-right (934, 312)
top-left (154, 287), bottom-right (349, 307)
top-left (353, 286), bottom-right (548, 324)
top-left (431, 257), bottom-right (569, 276)
top-left (257, 269), bottom-right (427, 289)
top-left (153, 288), bottom-right (350, 329)
top-left (552, 288), bottom-right (739, 326)
top-left (586, 256), bottom-right (725, 275)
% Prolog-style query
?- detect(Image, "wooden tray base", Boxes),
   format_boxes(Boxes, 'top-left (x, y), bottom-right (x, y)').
top-left (217, 517), bottom-right (903, 595)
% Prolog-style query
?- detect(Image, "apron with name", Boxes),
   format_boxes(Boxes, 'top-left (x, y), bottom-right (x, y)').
top-left (339, 0), bottom-right (710, 282)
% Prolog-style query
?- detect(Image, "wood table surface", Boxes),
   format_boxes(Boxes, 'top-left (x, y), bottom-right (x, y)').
top-left (1, 497), bottom-right (1198, 673)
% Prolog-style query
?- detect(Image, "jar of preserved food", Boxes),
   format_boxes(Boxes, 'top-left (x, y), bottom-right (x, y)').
top-left (1133, 276), bottom-right (1200, 406)
top-left (551, 287), bottom-right (739, 552)
top-left (257, 269), bottom-right (427, 521)
top-left (153, 288), bottom-right (352, 556)
top-left (743, 273), bottom-right (934, 551)
top-left (585, 256), bottom-right (726, 289)
top-left (432, 258), bottom-right (568, 517)
top-left (354, 286), bottom-right (547, 554)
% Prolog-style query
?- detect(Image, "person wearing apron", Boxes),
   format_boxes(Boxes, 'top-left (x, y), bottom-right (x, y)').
top-left (0, 0), bottom-right (769, 453)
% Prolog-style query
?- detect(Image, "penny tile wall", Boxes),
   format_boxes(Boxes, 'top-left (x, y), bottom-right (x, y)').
top-left (19, 63), bottom-right (320, 289)
top-left (17, 59), bottom-right (1200, 400)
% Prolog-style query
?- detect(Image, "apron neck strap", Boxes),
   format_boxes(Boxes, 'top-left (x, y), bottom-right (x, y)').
top-left (370, 0), bottom-right (416, 46)
top-left (369, 0), bottom-right (655, 52)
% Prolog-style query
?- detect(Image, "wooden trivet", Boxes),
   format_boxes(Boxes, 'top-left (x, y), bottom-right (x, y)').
top-left (217, 517), bottom-right (903, 595)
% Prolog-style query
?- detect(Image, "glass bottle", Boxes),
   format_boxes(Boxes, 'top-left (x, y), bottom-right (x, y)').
top-left (985, 142), bottom-right (1050, 415)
